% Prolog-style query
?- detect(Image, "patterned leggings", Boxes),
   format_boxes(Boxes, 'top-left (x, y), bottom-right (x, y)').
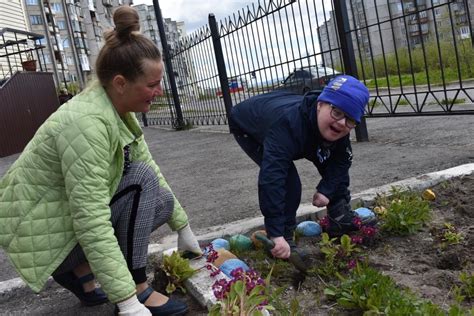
top-left (53, 162), bottom-right (174, 284)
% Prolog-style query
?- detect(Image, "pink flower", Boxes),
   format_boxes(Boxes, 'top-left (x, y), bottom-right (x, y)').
top-left (347, 259), bottom-right (357, 270)
top-left (352, 217), bottom-right (362, 229)
top-left (319, 216), bottom-right (330, 229)
top-left (351, 235), bottom-right (363, 244)
top-left (361, 225), bottom-right (378, 237)
top-left (230, 267), bottom-right (244, 278)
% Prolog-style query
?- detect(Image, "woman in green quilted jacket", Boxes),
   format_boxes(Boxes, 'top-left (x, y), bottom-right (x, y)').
top-left (0, 6), bottom-right (201, 316)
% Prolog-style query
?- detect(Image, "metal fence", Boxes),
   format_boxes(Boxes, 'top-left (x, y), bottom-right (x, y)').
top-left (145, 0), bottom-right (474, 130)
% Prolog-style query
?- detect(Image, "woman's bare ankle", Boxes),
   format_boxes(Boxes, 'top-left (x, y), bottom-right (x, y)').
top-left (135, 283), bottom-right (169, 307)
top-left (73, 262), bottom-right (96, 293)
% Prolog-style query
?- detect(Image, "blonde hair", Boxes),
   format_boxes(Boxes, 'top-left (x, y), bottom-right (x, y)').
top-left (96, 6), bottom-right (162, 85)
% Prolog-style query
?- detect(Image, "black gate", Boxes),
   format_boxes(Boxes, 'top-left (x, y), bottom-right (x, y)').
top-left (145, 0), bottom-right (473, 130)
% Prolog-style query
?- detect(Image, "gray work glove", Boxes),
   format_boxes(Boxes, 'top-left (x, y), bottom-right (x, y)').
top-left (177, 224), bottom-right (202, 255)
top-left (117, 295), bottom-right (151, 316)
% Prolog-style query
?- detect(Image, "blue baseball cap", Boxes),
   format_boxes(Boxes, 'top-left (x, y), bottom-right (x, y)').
top-left (317, 75), bottom-right (369, 123)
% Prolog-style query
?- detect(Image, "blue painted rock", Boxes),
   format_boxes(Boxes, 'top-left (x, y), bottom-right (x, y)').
top-left (354, 207), bottom-right (376, 220)
top-left (211, 238), bottom-right (230, 251)
top-left (296, 221), bottom-right (322, 237)
top-left (229, 234), bottom-right (253, 251)
top-left (219, 258), bottom-right (250, 277)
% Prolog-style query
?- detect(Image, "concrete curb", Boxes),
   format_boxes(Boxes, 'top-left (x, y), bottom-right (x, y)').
top-left (1, 163), bottom-right (473, 308)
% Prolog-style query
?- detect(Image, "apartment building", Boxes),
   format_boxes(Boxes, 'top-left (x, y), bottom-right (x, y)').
top-left (0, 0), bottom-right (30, 75)
top-left (319, 0), bottom-right (473, 70)
top-left (23, 0), bottom-right (132, 90)
top-left (133, 3), bottom-right (199, 96)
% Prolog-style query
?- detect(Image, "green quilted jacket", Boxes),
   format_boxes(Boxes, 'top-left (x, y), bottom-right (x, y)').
top-left (0, 82), bottom-right (189, 303)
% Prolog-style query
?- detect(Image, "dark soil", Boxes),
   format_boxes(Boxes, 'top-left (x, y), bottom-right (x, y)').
top-left (217, 175), bottom-right (474, 315)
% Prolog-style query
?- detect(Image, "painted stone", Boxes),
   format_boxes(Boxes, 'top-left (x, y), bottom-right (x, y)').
top-left (296, 221), bottom-right (322, 237)
top-left (213, 248), bottom-right (238, 267)
top-left (211, 238), bottom-right (230, 251)
top-left (354, 207), bottom-right (376, 220)
top-left (250, 230), bottom-right (268, 249)
top-left (219, 258), bottom-right (250, 277)
top-left (229, 234), bottom-right (254, 251)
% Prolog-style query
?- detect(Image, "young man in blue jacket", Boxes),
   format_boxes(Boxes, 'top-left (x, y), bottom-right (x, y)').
top-left (229, 75), bottom-right (373, 259)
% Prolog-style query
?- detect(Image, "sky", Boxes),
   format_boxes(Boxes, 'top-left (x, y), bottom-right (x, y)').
top-left (133, 0), bottom-right (257, 34)
top-left (132, 0), bottom-right (335, 87)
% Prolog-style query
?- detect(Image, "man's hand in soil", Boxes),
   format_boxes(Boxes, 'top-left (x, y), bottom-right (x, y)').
top-left (313, 192), bottom-right (329, 207)
top-left (270, 236), bottom-right (291, 259)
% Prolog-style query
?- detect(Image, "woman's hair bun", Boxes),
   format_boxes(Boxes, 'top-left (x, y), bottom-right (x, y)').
top-left (113, 6), bottom-right (140, 41)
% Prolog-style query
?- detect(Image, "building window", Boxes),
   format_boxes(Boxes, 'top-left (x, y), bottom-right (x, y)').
top-left (29, 15), bottom-right (43, 25)
top-left (35, 38), bottom-right (47, 46)
top-left (51, 2), bottom-right (62, 13)
top-left (43, 53), bottom-right (52, 64)
top-left (26, 0), bottom-right (38, 5)
top-left (459, 26), bottom-right (470, 39)
top-left (63, 38), bottom-right (70, 48)
top-left (57, 20), bottom-right (66, 30)
top-left (71, 20), bottom-right (81, 32)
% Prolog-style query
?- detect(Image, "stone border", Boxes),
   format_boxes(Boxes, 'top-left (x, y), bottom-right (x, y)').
top-left (1, 163), bottom-right (473, 307)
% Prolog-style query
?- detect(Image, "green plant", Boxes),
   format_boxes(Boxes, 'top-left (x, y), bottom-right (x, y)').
top-left (375, 187), bottom-right (432, 236)
top-left (458, 271), bottom-right (474, 299)
top-left (175, 119), bottom-right (194, 131)
top-left (440, 98), bottom-right (466, 105)
top-left (26, 52), bottom-right (35, 61)
top-left (234, 247), bottom-right (292, 279)
top-left (397, 98), bottom-right (409, 106)
top-left (160, 251), bottom-right (197, 294)
top-left (324, 263), bottom-right (467, 315)
top-left (441, 223), bottom-right (464, 247)
top-left (209, 267), bottom-right (275, 316)
top-left (315, 233), bottom-right (361, 278)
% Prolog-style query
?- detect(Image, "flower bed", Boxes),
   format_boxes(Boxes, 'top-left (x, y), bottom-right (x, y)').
top-left (152, 174), bottom-right (474, 315)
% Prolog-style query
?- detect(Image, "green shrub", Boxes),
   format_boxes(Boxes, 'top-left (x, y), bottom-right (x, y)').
top-left (375, 188), bottom-right (431, 236)
top-left (459, 271), bottom-right (474, 299)
top-left (324, 263), bottom-right (467, 315)
top-left (358, 38), bottom-right (474, 88)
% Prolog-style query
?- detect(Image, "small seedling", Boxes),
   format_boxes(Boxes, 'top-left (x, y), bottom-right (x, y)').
top-left (441, 223), bottom-right (464, 247)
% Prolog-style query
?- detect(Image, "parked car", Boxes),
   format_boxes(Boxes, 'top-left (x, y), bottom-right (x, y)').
top-left (276, 66), bottom-right (341, 94)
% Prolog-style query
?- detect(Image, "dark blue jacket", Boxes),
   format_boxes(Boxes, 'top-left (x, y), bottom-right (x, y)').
top-left (230, 90), bottom-right (352, 236)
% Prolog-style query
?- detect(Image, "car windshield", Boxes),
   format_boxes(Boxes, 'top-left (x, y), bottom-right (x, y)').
top-left (307, 66), bottom-right (340, 77)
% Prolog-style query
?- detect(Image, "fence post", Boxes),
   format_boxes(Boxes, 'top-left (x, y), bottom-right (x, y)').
top-left (333, 0), bottom-right (369, 142)
top-left (208, 13), bottom-right (233, 131)
top-left (152, 0), bottom-right (184, 129)
top-left (141, 113), bottom-right (148, 127)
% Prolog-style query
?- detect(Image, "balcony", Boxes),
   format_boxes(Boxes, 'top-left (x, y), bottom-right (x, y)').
top-left (409, 28), bottom-right (429, 36)
top-left (452, 3), bottom-right (466, 15)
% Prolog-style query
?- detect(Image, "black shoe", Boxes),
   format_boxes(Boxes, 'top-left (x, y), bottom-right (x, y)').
top-left (323, 200), bottom-right (377, 237)
top-left (53, 272), bottom-right (108, 306)
top-left (138, 286), bottom-right (188, 316)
